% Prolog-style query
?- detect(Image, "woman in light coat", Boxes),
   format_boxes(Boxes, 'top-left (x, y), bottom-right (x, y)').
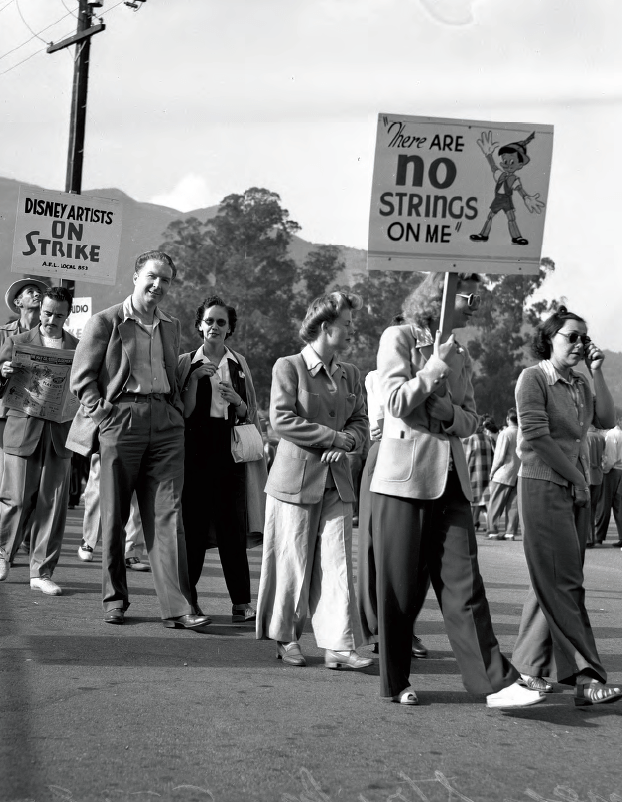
top-left (256, 291), bottom-right (371, 670)
top-left (370, 272), bottom-right (543, 709)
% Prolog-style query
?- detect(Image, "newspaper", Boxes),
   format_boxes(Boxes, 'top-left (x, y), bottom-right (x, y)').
top-left (2, 343), bottom-right (80, 424)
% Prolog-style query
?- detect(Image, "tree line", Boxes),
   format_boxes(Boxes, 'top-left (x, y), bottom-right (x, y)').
top-left (159, 186), bottom-right (555, 419)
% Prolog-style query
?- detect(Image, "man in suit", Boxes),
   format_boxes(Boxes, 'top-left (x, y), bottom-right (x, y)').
top-left (68, 250), bottom-right (210, 628)
top-left (0, 286), bottom-right (77, 595)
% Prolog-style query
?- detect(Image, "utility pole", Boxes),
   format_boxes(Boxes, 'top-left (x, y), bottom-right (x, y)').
top-left (47, 0), bottom-right (105, 291)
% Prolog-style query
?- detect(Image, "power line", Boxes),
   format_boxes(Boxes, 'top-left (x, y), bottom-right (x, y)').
top-left (0, 7), bottom-right (76, 62)
top-left (15, 0), bottom-right (49, 44)
top-left (58, 0), bottom-right (79, 19)
top-left (0, 0), bottom-right (15, 15)
top-left (0, 41), bottom-right (48, 76)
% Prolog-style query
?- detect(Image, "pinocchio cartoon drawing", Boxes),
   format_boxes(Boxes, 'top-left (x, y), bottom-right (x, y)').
top-left (470, 130), bottom-right (545, 246)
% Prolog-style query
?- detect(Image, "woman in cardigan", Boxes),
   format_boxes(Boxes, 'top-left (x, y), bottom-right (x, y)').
top-left (370, 272), bottom-right (543, 709)
top-left (256, 291), bottom-right (371, 670)
top-left (512, 306), bottom-right (621, 706)
top-left (179, 296), bottom-right (267, 624)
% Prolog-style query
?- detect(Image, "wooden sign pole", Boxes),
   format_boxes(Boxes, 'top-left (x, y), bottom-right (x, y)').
top-left (439, 271), bottom-right (459, 343)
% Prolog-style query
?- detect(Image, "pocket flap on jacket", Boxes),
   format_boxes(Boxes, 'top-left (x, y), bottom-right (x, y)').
top-left (269, 453), bottom-right (306, 495)
top-left (375, 437), bottom-right (415, 482)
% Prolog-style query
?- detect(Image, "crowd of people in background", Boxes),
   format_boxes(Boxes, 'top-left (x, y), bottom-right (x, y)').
top-left (0, 252), bottom-right (621, 711)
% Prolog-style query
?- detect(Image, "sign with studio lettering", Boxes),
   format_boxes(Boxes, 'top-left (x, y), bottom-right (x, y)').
top-left (368, 114), bottom-right (554, 275)
top-left (12, 187), bottom-right (122, 285)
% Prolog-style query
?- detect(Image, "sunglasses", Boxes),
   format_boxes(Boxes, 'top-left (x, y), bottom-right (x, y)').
top-left (456, 293), bottom-right (481, 308)
top-left (557, 332), bottom-right (591, 346)
top-left (202, 318), bottom-right (228, 328)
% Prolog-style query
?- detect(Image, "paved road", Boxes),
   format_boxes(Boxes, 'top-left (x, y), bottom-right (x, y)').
top-left (1, 508), bottom-right (621, 802)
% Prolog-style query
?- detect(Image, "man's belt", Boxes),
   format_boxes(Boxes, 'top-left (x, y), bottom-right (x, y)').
top-left (116, 392), bottom-right (169, 403)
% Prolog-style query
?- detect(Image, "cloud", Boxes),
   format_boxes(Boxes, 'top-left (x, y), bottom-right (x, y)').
top-left (148, 174), bottom-right (216, 212)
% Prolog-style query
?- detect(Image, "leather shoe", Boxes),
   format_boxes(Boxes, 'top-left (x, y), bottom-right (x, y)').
top-left (125, 557), bottom-right (151, 572)
top-left (276, 641), bottom-right (306, 667)
top-left (411, 635), bottom-right (428, 659)
top-left (104, 609), bottom-right (124, 625)
top-left (325, 649), bottom-right (373, 670)
top-left (163, 614), bottom-right (212, 629)
top-left (519, 674), bottom-right (553, 693)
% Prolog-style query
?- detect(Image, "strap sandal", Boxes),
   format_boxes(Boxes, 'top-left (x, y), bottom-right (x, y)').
top-left (574, 681), bottom-right (622, 707)
top-left (519, 674), bottom-right (553, 693)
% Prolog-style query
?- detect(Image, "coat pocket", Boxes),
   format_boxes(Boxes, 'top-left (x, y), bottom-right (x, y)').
top-left (269, 453), bottom-right (306, 495)
top-left (296, 389), bottom-right (320, 419)
top-left (375, 437), bottom-right (415, 482)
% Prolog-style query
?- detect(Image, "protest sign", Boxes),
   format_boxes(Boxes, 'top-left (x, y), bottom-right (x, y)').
top-left (2, 343), bottom-right (79, 423)
top-left (368, 114), bottom-right (554, 275)
top-left (64, 297), bottom-right (92, 340)
top-left (12, 187), bottom-right (122, 286)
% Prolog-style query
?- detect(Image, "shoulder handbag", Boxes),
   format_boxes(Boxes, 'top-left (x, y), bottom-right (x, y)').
top-left (231, 422), bottom-right (264, 463)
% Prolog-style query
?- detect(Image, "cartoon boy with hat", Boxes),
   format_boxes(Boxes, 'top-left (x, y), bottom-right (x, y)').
top-left (470, 130), bottom-right (545, 246)
top-left (0, 278), bottom-right (49, 348)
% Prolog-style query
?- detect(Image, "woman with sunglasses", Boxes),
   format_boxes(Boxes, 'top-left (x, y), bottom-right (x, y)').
top-left (370, 272), bottom-right (543, 708)
top-left (512, 306), bottom-right (622, 706)
top-left (177, 296), bottom-right (267, 623)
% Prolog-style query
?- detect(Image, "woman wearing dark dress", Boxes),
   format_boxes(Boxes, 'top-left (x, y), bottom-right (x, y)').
top-left (179, 296), bottom-right (266, 624)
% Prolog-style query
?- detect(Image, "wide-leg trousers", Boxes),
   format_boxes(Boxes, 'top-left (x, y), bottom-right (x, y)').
top-left (0, 422), bottom-right (70, 578)
top-left (486, 481), bottom-right (519, 537)
top-left (82, 452), bottom-right (146, 559)
top-left (594, 468), bottom-right (622, 543)
top-left (182, 418), bottom-right (250, 608)
top-left (512, 477), bottom-right (606, 685)
top-left (357, 442), bottom-right (430, 644)
top-left (256, 488), bottom-right (361, 650)
top-left (372, 471), bottom-right (518, 698)
top-left (98, 397), bottom-right (193, 618)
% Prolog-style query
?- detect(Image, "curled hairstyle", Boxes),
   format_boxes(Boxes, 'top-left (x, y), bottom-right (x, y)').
top-left (194, 295), bottom-right (237, 340)
top-left (134, 250), bottom-right (177, 279)
top-left (402, 272), bottom-right (481, 328)
top-left (299, 290), bottom-right (363, 344)
top-left (531, 305), bottom-right (586, 360)
top-left (43, 285), bottom-right (73, 312)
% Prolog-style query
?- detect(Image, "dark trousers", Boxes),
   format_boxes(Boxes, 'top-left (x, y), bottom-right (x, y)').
top-left (487, 481), bottom-right (519, 536)
top-left (512, 477), bottom-right (606, 685)
top-left (594, 468), bottom-right (622, 543)
top-left (372, 471), bottom-right (517, 698)
top-left (99, 397), bottom-right (193, 618)
top-left (357, 442), bottom-right (429, 643)
top-left (182, 418), bottom-right (249, 607)
top-left (588, 482), bottom-right (603, 544)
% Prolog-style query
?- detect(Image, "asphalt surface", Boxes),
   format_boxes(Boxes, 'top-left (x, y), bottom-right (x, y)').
top-left (1, 508), bottom-right (621, 802)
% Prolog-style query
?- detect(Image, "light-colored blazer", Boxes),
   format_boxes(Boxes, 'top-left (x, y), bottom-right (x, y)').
top-left (0, 327), bottom-right (79, 458)
top-left (370, 323), bottom-right (478, 500)
top-left (67, 302), bottom-right (183, 455)
top-left (177, 347), bottom-right (268, 539)
top-left (265, 345), bottom-right (368, 505)
top-left (489, 424), bottom-right (520, 486)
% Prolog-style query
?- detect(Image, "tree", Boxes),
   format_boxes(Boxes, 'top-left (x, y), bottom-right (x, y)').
top-left (296, 245), bottom-right (345, 314)
top-left (341, 270), bottom-right (425, 378)
top-left (159, 187), bottom-right (302, 406)
top-left (467, 257), bottom-right (556, 421)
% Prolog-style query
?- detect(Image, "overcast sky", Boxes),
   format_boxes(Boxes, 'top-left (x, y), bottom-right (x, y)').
top-left (1, 0), bottom-right (621, 346)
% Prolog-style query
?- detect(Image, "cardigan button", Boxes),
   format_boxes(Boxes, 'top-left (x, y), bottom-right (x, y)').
top-left (329, 411), bottom-right (335, 417)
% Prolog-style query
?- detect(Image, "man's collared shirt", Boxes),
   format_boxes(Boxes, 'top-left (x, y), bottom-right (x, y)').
top-left (121, 296), bottom-right (171, 395)
top-left (603, 426), bottom-right (622, 472)
top-left (191, 345), bottom-right (239, 418)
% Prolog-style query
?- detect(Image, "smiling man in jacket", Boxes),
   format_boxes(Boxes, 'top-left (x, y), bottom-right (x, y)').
top-left (68, 251), bottom-right (210, 629)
